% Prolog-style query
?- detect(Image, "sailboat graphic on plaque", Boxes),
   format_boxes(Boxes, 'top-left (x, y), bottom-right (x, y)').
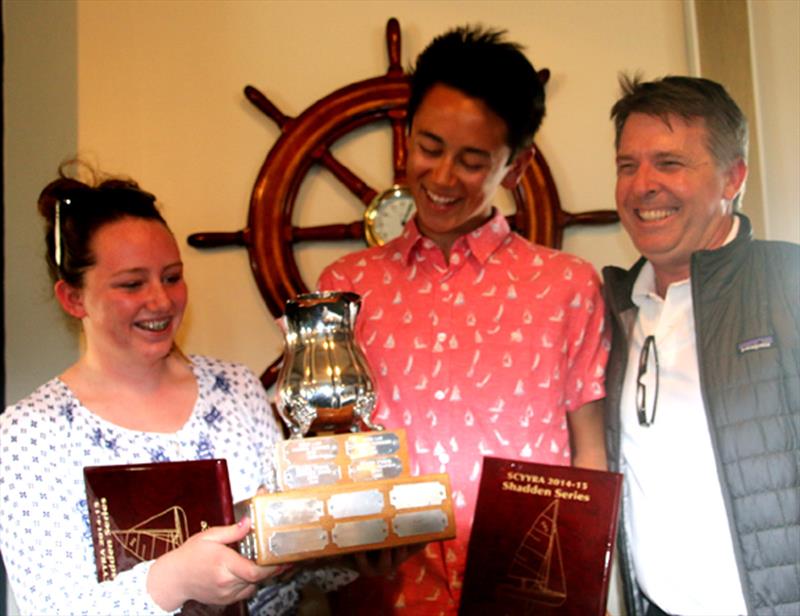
top-left (498, 499), bottom-right (567, 607)
top-left (84, 459), bottom-right (247, 616)
top-left (83, 459), bottom-right (235, 583)
top-left (460, 458), bottom-right (622, 616)
top-left (112, 506), bottom-right (191, 561)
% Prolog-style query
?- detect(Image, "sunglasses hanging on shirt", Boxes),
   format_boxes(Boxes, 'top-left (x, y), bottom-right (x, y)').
top-left (636, 335), bottom-right (659, 426)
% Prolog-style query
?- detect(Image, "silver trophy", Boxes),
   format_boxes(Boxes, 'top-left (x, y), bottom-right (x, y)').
top-left (276, 291), bottom-right (383, 438)
top-left (237, 292), bottom-right (455, 566)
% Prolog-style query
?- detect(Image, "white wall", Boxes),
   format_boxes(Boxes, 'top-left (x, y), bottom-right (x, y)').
top-left (3, 0), bottom-right (79, 406)
top-left (75, 0), bottom-right (687, 375)
top-left (749, 0), bottom-right (800, 243)
top-left (3, 4), bottom-right (78, 614)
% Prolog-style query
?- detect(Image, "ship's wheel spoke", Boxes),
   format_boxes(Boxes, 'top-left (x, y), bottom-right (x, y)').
top-left (245, 85), bottom-right (292, 128)
top-left (290, 221), bottom-right (365, 243)
top-left (386, 14), bottom-right (406, 186)
top-left (561, 209), bottom-right (621, 227)
top-left (389, 110), bottom-right (408, 186)
top-left (312, 148), bottom-right (378, 206)
top-left (187, 229), bottom-right (249, 248)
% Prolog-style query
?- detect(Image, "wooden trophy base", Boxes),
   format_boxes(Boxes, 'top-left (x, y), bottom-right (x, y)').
top-left (236, 429), bottom-right (455, 564)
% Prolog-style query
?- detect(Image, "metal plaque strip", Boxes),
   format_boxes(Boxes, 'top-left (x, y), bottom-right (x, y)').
top-left (283, 463), bottom-right (342, 489)
top-left (262, 497), bottom-right (325, 526)
top-left (327, 489), bottom-right (384, 519)
top-left (268, 528), bottom-right (329, 556)
top-left (345, 432), bottom-right (401, 459)
top-left (390, 481), bottom-right (447, 509)
top-left (392, 510), bottom-right (449, 537)
top-left (348, 456), bottom-right (404, 482)
top-left (332, 519), bottom-right (389, 548)
top-left (238, 532), bottom-right (257, 560)
top-left (280, 437), bottom-right (339, 464)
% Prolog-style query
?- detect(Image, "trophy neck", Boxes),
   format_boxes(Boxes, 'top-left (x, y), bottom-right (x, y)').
top-left (285, 292), bottom-right (361, 338)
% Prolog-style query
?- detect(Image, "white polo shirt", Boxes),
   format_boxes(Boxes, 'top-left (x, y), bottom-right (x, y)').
top-left (619, 219), bottom-right (748, 615)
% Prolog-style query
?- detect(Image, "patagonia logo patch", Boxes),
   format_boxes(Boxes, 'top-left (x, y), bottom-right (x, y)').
top-left (737, 335), bottom-right (775, 354)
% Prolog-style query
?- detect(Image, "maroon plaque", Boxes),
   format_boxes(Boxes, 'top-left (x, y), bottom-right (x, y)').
top-left (459, 457), bottom-right (622, 616)
top-left (84, 459), bottom-right (244, 616)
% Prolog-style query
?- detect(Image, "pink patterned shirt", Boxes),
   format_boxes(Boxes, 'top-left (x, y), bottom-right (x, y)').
top-left (318, 211), bottom-right (609, 614)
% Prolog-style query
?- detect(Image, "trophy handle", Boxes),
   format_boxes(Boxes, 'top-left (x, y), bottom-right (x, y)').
top-left (261, 354), bottom-right (283, 390)
top-left (262, 356), bottom-right (292, 439)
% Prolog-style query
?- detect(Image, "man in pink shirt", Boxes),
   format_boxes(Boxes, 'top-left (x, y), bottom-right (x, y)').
top-left (320, 26), bottom-right (609, 614)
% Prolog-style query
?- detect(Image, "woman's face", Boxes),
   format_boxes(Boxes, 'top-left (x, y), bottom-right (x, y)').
top-left (70, 217), bottom-right (187, 366)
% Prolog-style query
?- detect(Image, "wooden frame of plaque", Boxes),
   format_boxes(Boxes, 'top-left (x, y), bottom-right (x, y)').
top-left (236, 473), bottom-right (455, 565)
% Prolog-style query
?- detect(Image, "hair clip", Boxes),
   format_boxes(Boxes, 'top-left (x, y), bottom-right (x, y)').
top-left (55, 197), bottom-right (69, 268)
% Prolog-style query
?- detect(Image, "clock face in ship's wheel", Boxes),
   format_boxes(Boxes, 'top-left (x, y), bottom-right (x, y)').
top-left (364, 185), bottom-right (416, 247)
top-left (187, 17), bottom-right (618, 387)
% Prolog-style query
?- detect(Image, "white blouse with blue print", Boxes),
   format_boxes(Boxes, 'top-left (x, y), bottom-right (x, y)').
top-left (0, 355), bottom-right (355, 615)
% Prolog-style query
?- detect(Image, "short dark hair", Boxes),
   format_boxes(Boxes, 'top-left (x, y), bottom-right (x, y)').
top-left (408, 25), bottom-right (545, 158)
top-left (38, 162), bottom-right (168, 287)
top-left (610, 74), bottom-right (748, 167)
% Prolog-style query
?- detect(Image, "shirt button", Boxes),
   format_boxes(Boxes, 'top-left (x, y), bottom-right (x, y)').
top-left (441, 282), bottom-right (450, 291)
top-left (437, 332), bottom-right (447, 342)
top-left (434, 390), bottom-right (446, 400)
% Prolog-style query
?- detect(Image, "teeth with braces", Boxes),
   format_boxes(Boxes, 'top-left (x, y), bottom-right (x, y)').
top-left (137, 319), bottom-right (170, 332)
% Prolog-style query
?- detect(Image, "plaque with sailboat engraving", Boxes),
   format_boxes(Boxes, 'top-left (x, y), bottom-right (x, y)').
top-left (459, 457), bottom-right (622, 616)
top-left (83, 459), bottom-right (245, 616)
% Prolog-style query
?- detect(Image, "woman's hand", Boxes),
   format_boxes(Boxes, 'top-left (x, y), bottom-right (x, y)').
top-left (147, 517), bottom-right (280, 611)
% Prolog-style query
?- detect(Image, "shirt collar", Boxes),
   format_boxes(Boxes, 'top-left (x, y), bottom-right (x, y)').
top-left (397, 209), bottom-right (512, 266)
top-left (631, 261), bottom-right (666, 306)
top-left (722, 215), bottom-right (740, 245)
top-left (464, 210), bottom-right (513, 263)
top-left (632, 215), bottom-right (740, 304)
top-left (395, 218), bottom-right (428, 264)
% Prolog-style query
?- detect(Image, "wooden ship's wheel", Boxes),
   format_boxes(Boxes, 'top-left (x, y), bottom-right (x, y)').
top-left (188, 18), bottom-right (618, 388)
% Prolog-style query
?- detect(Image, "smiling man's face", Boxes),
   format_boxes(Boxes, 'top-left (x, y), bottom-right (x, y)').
top-left (407, 84), bottom-right (520, 255)
top-left (615, 112), bottom-right (745, 287)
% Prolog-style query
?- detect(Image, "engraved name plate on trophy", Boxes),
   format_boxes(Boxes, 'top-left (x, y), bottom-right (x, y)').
top-left (274, 429), bottom-right (409, 490)
top-left (237, 473), bottom-right (455, 565)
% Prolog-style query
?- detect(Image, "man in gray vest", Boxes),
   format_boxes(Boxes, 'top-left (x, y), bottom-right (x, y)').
top-left (602, 75), bottom-right (799, 616)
